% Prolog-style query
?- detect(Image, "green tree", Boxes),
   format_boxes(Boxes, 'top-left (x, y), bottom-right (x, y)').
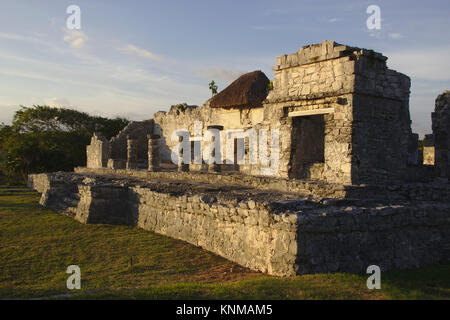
top-left (0, 106), bottom-right (130, 184)
top-left (12, 105), bottom-right (128, 139)
top-left (209, 80), bottom-right (218, 97)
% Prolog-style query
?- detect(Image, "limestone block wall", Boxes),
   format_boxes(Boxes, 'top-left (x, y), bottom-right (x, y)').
top-left (28, 172), bottom-right (450, 276)
top-left (264, 40), bottom-right (412, 185)
top-left (86, 134), bottom-right (110, 169)
top-left (351, 94), bottom-right (409, 184)
top-left (109, 120), bottom-right (154, 165)
top-left (153, 102), bottom-right (266, 169)
top-left (278, 95), bottom-right (354, 184)
top-left (264, 42), bottom-right (359, 184)
top-left (269, 43), bottom-right (357, 101)
top-left (432, 91), bottom-right (450, 178)
top-left (351, 50), bottom-right (411, 184)
top-left (296, 203), bottom-right (450, 274)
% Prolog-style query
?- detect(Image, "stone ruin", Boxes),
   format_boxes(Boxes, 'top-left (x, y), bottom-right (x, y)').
top-left (418, 92), bottom-right (450, 177)
top-left (28, 41), bottom-right (450, 276)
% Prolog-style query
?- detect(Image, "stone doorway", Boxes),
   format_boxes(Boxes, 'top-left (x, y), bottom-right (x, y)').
top-left (290, 114), bottom-right (325, 179)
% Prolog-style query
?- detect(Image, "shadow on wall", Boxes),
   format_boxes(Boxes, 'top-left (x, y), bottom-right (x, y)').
top-left (35, 176), bottom-right (140, 226)
top-left (84, 185), bottom-right (140, 226)
top-left (153, 122), bottom-right (172, 166)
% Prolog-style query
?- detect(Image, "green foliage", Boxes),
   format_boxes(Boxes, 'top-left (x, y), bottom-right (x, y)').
top-left (12, 105), bottom-right (129, 139)
top-left (209, 80), bottom-right (218, 97)
top-left (0, 106), bottom-right (129, 184)
top-left (437, 90), bottom-right (450, 102)
top-left (171, 103), bottom-right (187, 113)
top-left (267, 80), bottom-right (274, 91)
top-left (0, 129), bottom-right (89, 183)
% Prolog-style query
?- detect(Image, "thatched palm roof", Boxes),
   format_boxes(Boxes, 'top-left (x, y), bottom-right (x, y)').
top-left (210, 70), bottom-right (269, 108)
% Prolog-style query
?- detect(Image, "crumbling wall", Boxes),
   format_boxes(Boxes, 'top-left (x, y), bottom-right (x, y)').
top-left (432, 91), bottom-right (450, 179)
top-left (86, 133), bottom-right (110, 168)
top-left (153, 102), bottom-right (265, 168)
top-left (28, 172), bottom-right (450, 276)
top-left (109, 120), bottom-right (154, 168)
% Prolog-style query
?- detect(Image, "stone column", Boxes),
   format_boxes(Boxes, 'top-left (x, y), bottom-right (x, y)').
top-left (126, 135), bottom-right (138, 170)
top-left (208, 135), bottom-right (220, 173)
top-left (177, 136), bottom-right (189, 172)
top-left (147, 134), bottom-right (160, 172)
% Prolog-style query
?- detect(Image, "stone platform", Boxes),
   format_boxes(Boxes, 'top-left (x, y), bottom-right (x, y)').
top-left (28, 170), bottom-right (450, 276)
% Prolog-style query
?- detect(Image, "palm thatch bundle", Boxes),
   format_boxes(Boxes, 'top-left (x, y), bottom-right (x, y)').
top-left (210, 70), bottom-right (269, 108)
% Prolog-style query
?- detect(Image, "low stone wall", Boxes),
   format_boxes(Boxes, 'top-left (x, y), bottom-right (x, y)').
top-left (28, 172), bottom-right (450, 276)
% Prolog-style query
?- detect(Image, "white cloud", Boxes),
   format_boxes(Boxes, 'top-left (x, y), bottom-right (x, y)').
top-left (388, 33), bottom-right (403, 39)
top-left (0, 32), bottom-right (47, 45)
top-left (386, 46), bottom-right (450, 81)
top-left (42, 97), bottom-right (71, 107)
top-left (192, 67), bottom-right (246, 83)
top-left (63, 30), bottom-right (88, 48)
top-left (327, 18), bottom-right (342, 23)
top-left (119, 44), bottom-right (162, 61)
top-left (367, 30), bottom-right (383, 39)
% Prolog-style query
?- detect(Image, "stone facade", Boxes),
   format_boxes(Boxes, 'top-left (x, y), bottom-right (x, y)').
top-left (265, 41), bottom-right (411, 184)
top-left (83, 41), bottom-right (416, 186)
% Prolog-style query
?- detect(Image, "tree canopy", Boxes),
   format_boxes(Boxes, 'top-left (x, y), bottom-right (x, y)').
top-left (11, 105), bottom-right (129, 139)
top-left (0, 105), bottom-right (130, 184)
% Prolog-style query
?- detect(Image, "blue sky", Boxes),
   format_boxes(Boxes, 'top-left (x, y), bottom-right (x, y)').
top-left (0, 0), bottom-right (449, 137)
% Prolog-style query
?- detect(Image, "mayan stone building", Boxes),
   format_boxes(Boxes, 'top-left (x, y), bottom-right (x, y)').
top-left (265, 41), bottom-right (412, 184)
top-left (28, 41), bottom-right (450, 276)
top-left (84, 41), bottom-right (413, 185)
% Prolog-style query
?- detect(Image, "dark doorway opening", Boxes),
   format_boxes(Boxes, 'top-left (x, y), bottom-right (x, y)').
top-left (290, 115), bottom-right (325, 179)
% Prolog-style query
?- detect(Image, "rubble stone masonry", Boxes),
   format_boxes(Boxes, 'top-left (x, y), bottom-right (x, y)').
top-left (28, 172), bottom-right (450, 276)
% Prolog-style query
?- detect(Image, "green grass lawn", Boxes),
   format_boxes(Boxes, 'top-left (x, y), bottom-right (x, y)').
top-left (0, 186), bottom-right (449, 300)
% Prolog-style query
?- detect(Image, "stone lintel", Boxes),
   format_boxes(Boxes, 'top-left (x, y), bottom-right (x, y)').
top-left (288, 108), bottom-right (335, 117)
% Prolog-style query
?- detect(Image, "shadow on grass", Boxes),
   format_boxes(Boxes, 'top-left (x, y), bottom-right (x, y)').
top-left (380, 262), bottom-right (450, 299)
